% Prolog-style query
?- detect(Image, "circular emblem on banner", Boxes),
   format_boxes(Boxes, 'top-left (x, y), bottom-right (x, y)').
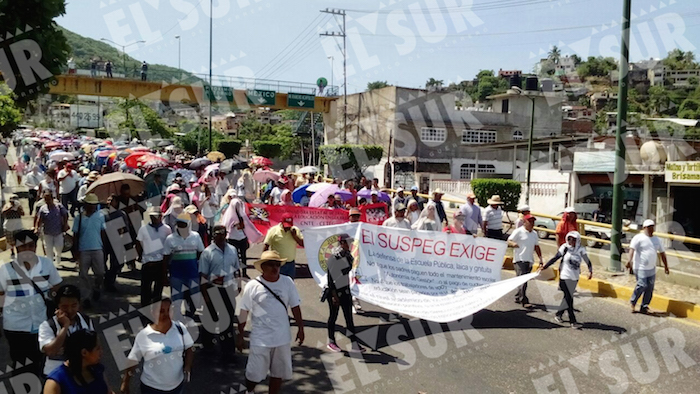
top-left (318, 234), bottom-right (360, 272)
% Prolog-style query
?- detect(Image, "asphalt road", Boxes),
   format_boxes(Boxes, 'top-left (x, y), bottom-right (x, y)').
top-left (2, 241), bottom-right (699, 394)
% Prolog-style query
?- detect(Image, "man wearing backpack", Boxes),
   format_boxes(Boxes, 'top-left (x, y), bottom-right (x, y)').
top-left (38, 284), bottom-right (94, 376)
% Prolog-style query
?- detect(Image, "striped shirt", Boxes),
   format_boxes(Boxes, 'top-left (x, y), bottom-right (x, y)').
top-left (163, 232), bottom-right (204, 280)
top-left (483, 206), bottom-right (503, 231)
top-left (0, 258), bottom-right (61, 333)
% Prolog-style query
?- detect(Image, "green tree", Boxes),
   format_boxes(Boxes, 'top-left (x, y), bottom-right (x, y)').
top-left (252, 141), bottom-right (283, 158)
top-left (470, 179), bottom-right (522, 212)
top-left (663, 49), bottom-right (698, 70)
top-left (548, 46), bottom-right (562, 64)
top-left (175, 124), bottom-right (227, 155)
top-left (472, 70), bottom-right (507, 102)
top-left (0, 83), bottom-right (22, 137)
top-left (0, 0), bottom-right (70, 107)
top-left (106, 98), bottom-right (173, 140)
top-left (425, 77), bottom-right (444, 91)
top-left (319, 145), bottom-right (384, 178)
top-left (678, 98), bottom-right (700, 119)
top-left (648, 86), bottom-right (671, 115)
top-left (216, 140), bottom-right (242, 158)
top-left (577, 56), bottom-right (618, 79)
top-left (367, 81), bottom-right (390, 91)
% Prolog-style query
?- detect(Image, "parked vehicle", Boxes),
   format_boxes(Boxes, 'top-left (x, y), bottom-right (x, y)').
top-left (533, 212), bottom-right (624, 248)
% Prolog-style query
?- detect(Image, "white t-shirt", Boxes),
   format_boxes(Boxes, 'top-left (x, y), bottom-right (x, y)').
top-left (507, 226), bottom-right (539, 263)
top-left (39, 313), bottom-right (94, 375)
top-left (557, 244), bottom-right (590, 280)
top-left (382, 217), bottom-right (412, 229)
top-left (630, 233), bottom-right (664, 272)
top-left (270, 187), bottom-right (283, 205)
top-left (483, 206), bottom-right (503, 231)
top-left (57, 169), bottom-right (78, 194)
top-left (137, 223), bottom-right (173, 263)
top-left (127, 322), bottom-right (194, 391)
top-left (240, 276), bottom-right (301, 348)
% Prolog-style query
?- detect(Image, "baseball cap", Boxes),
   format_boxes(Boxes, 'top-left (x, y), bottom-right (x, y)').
top-left (371, 190), bottom-right (378, 196)
top-left (395, 203), bottom-right (406, 211)
top-left (564, 206), bottom-right (576, 213)
top-left (410, 185), bottom-right (418, 191)
top-left (282, 213), bottom-right (294, 228)
top-left (523, 214), bottom-right (536, 222)
top-left (176, 213), bottom-right (191, 223)
top-left (643, 219), bottom-right (655, 228)
top-left (396, 187), bottom-right (404, 193)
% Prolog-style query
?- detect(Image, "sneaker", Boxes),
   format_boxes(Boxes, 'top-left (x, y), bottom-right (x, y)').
top-left (327, 342), bottom-right (342, 353)
top-left (353, 301), bottom-right (363, 313)
top-left (554, 315), bottom-right (564, 324)
top-left (570, 323), bottom-right (583, 329)
top-left (640, 307), bottom-right (650, 315)
top-left (630, 304), bottom-right (636, 313)
top-left (349, 343), bottom-right (367, 354)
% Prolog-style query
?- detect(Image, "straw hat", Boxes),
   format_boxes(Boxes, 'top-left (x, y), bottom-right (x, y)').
top-left (184, 204), bottom-right (199, 214)
top-left (431, 188), bottom-right (444, 195)
top-left (487, 195), bottom-right (503, 205)
top-left (86, 173), bottom-right (98, 182)
top-left (83, 193), bottom-right (99, 205)
top-left (146, 206), bottom-right (162, 217)
top-left (253, 250), bottom-right (287, 272)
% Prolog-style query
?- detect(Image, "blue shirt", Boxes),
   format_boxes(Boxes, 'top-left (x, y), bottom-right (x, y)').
top-left (47, 363), bottom-right (109, 394)
top-left (72, 211), bottom-right (105, 251)
top-left (199, 242), bottom-right (240, 287)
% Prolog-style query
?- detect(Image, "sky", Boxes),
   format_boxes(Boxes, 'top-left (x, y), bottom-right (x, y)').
top-left (57, 0), bottom-right (700, 93)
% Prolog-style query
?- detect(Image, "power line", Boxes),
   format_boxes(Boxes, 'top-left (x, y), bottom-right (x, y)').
top-left (258, 23), bottom-right (327, 80)
top-left (159, 0), bottom-right (207, 38)
top-left (255, 14), bottom-right (328, 77)
top-left (261, 37), bottom-right (323, 80)
top-left (344, 0), bottom-right (571, 14)
top-left (320, 8), bottom-right (348, 144)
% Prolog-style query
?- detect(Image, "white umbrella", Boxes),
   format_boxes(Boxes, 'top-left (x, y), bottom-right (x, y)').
top-left (297, 166), bottom-right (320, 175)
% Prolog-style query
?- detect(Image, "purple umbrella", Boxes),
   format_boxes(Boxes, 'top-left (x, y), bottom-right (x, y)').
top-left (308, 184), bottom-right (340, 207)
top-left (357, 189), bottom-right (391, 203)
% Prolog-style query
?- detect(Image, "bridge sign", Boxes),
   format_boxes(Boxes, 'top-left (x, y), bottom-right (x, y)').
top-left (287, 92), bottom-right (315, 109)
top-left (246, 89), bottom-right (276, 106)
top-left (204, 85), bottom-right (234, 102)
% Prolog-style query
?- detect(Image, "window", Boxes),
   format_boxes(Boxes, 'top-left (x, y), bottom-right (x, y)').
top-left (459, 164), bottom-right (497, 179)
top-left (462, 130), bottom-right (497, 144)
top-left (512, 130), bottom-right (524, 140)
top-left (420, 127), bottom-right (447, 143)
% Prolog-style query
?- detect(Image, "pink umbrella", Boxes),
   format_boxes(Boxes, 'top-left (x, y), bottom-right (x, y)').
top-left (308, 183), bottom-right (340, 208)
top-left (253, 169), bottom-right (280, 183)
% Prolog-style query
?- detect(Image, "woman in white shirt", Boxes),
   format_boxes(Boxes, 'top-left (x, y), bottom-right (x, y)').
top-left (37, 168), bottom-right (58, 201)
top-left (406, 200), bottom-right (421, 225)
top-left (410, 204), bottom-right (441, 231)
top-left (121, 298), bottom-right (194, 394)
top-left (540, 231), bottom-right (593, 329)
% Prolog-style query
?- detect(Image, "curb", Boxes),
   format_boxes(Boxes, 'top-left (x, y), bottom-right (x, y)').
top-left (502, 259), bottom-right (700, 324)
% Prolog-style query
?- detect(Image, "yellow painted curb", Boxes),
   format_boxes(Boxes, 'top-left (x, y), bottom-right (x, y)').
top-left (516, 263), bottom-right (700, 323)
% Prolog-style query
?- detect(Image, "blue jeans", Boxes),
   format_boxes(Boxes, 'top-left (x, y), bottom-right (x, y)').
top-left (630, 274), bottom-right (656, 309)
top-left (280, 260), bottom-right (296, 279)
top-left (141, 381), bottom-right (184, 394)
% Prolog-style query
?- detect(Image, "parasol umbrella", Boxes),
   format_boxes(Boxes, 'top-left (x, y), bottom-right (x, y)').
top-left (131, 146), bottom-right (151, 152)
top-left (124, 152), bottom-right (151, 168)
top-left (357, 189), bottom-right (391, 203)
top-left (144, 167), bottom-right (172, 190)
top-left (44, 141), bottom-right (61, 150)
top-left (307, 182), bottom-right (333, 193)
top-left (308, 184), bottom-right (340, 207)
top-left (297, 166), bottom-right (320, 175)
top-left (335, 189), bottom-right (354, 202)
top-left (253, 169), bottom-right (280, 183)
top-left (249, 156), bottom-right (273, 167)
top-left (142, 158), bottom-right (169, 170)
top-left (85, 173), bottom-right (145, 203)
top-left (190, 157), bottom-right (212, 170)
top-left (292, 184), bottom-right (311, 203)
top-left (206, 151), bottom-right (226, 162)
top-left (95, 149), bottom-right (116, 158)
top-left (49, 152), bottom-right (75, 162)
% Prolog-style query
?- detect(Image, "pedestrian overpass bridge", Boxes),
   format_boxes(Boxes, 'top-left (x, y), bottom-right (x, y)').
top-left (48, 72), bottom-right (337, 113)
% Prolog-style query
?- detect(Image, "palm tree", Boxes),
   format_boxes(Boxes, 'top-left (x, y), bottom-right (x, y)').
top-left (548, 46), bottom-right (562, 64)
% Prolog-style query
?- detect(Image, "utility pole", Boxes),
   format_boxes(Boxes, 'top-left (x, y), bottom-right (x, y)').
top-left (320, 8), bottom-right (347, 143)
top-left (208, 0), bottom-right (214, 153)
top-left (175, 35), bottom-right (181, 71)
top-left (610, 0), bottom-right (632, 272)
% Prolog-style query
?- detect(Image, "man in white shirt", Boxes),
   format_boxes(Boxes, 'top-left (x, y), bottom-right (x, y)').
top-left (137, 207), bottom-right (172, 307)
top-left (200, 225), bottom-right (241, 359)
top-left (0, 230), bottom-right (62, 376)
top-left (382, 203), bottom-right (411, 229)
top-left (237, 250), bottom-right (304, 394)
top-left (507, 215), bottom-right (543, 307)
top-left (269, 179), bottom-right (285, 205)
top-left (460, 193), bottom-right (482, 235)
top-left (627, 219), bottom-right (669, 314)
top-left (482, 195), bottom-right (504, 239)
top-left (24, 165), bottom-right (43, 214)
top-left (39, 284), bottom-right (94, 376)
top-left (57, 162), bottom-right (79, 217)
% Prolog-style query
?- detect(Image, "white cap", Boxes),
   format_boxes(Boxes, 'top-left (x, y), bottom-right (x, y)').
top-left (643, 219), bottom-right (655, 228)
top-left (517, 205), bottom-right (530, 212)
top-left (396, 187), bottom-right (404, 193)
top-left (564, 206), bottom-right (576, 213)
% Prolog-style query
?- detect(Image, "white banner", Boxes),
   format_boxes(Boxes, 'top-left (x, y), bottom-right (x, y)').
top-left (304, 223), bottom-right (539, 323)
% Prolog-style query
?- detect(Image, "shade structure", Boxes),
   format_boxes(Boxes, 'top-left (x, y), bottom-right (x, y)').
top-left (190, 157), bottom-right (212, 170)
top-left (308, 184), bottom-right (340, 207)
top-left (253, 169), bottom-right (280, 183)
top-left (207, 151), bottom-right (226, 162)
top-left (297, 166), bottom-right (320, 175)
top-left (249, 156), bottom-right (273, 168)
top-left (85, 173), bottom-right (145, 203)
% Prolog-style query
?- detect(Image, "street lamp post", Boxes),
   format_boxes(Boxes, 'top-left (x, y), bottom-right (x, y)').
top-left (175, 35), bottom-right (181, 71)
top-left (100, 38), bottom-right (145, 78)
top-left (208, 0), bottom-right (213, 153)
top-left (525, 94), bottom-right (536, 205)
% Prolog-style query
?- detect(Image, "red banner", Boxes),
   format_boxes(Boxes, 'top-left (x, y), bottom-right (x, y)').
top-left (360, 203), bottom-right (390, 226)
top-left (246, 204), bottom-right (350, 235)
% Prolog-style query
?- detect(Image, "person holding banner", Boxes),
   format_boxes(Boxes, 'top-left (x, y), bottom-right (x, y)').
top-left (411, 204), bottom-right (441, 231)
top-left (444, 211), bottom-right (467, 234)
top-left (263, 214), bottom-right (304, 279)
top-left (507, 214), bottom-right (543, 307)
top-left (539, 231), bottom-right (593, 329)
top-left (325, 233), bottom-right (366, 354)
